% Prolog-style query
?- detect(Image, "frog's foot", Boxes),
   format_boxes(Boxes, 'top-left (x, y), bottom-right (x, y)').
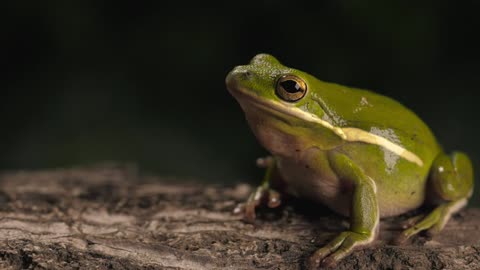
top-left (233, 155), bottom-right (280, 223)
top-left (399, 213), bottom-right (425, 230)
top-left (395, 198), bottom-right (467, 244)
top-left (396, 151), bottom-right (473, 244)
top-left (308, 231), bottom-right (374, 269)
top-left (233, 185), bottom-right (281, 223)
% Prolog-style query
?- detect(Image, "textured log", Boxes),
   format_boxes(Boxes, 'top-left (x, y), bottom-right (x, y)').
top-left (0, 164), bottom-right (479, 269)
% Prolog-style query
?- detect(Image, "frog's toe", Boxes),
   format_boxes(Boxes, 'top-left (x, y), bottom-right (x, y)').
top-left (235, 184), bottom-right (283, 223)
top-left (233, 201), bottom-right (258, 223)
top-left (395, 220), bottom-right (441, 244)
top-left (392, 215), bottom-right (425, 244)
top-left (395, 198), bottom-right (467, 244)
top-left (395, 217), bottom-right (436, 244)
top-left (232, 202), bottom-right (245, 215)
top-left (309, 231), bottom-right (372, 269)
top-left (309, 246), bottom-right (337, 268)
top-left (399, 214), bottom-right (425, 230)
top-left (266, 189), bottom-right (281, 208)
top-left (243, 200), bottom-right (258, 223)
top-left (234, 199), bottom-right (259, 223)
top-left (395, 225), bottom-right (424, 245)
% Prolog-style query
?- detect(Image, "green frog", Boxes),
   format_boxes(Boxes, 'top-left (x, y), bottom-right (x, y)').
top-left (225, 54), bottom-right (473, 268)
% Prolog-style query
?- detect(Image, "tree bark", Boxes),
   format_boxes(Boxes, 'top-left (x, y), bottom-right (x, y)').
top-left (0, 164), bottom-right (479, 270)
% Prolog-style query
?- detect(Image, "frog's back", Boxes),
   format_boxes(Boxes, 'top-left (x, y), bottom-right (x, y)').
top-left (309, 79), bottom-right (441, 163)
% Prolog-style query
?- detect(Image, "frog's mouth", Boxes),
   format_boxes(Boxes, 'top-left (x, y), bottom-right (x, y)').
top-left (231, 87), bottom-right (300, 119)
top-left (228, 85), bottom-right (342, 135)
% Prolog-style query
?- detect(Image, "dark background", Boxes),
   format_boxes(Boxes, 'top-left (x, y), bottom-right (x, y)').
top-left (1, 1), bottom-right (479, 204)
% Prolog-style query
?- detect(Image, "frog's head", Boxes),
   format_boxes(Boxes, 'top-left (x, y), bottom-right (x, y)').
top-left (226, 54), bottom-right (310, 109)
top-left (226, 54), bottom-right (343, 154)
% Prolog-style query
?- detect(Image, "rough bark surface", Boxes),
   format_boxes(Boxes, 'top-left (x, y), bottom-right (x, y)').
top-left (0, 164), bottom-right (478, 270)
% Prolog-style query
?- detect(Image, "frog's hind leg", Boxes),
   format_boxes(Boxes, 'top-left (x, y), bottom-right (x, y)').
top-left (396, 151), bottom-right (473, 243)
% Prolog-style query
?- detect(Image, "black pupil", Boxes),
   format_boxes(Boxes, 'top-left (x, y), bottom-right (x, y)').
top-left (280, 80), bottom-right (302, 93)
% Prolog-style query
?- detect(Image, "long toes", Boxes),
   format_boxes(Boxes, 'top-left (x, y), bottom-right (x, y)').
top-left (309, 244), bottom-right (350, 269)
top-left (311, 247), bottom-right (332, 263)
top-left (308, 234), bottom-right (348, 268)
top-left (400, 214), bottom-right (425, 229)
top-left (243, 203), bottom-right (257, 223)
top-left (308, 248), bottom-right (331, 270)
top-left (321, 240), bottom-right (356, 267)
top-left (321, 256), bottom-right (339, 268)
top-left (310, 232), bottom-right (373, 268)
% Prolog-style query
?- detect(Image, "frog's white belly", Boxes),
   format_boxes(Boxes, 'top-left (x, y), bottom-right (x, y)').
top-left (276, 150), bottom-right (424, 218)
top-left (275, 150), bottom-right (353, 217)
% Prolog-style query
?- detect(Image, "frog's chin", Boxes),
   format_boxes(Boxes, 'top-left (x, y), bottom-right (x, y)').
top-left (229, 88), bottom-right (315, 156)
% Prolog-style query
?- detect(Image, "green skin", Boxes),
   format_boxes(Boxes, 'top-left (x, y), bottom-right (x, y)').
top-left (226, 54), bottom-right (474, 268)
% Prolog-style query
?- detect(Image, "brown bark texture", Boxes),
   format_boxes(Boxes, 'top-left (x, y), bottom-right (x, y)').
top-left (0, 164), bottom-right (479, 270)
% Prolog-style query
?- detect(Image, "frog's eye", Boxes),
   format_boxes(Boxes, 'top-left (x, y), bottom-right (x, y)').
top-left (275, 75), bottom-right (307, 102)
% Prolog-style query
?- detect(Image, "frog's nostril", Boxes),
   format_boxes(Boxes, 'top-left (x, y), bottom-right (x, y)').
top-left (239, 70), bottom-right (254, 81)
top-left (226, 67), bottom-right (252, 87)
top-left (226, 66), bottom-right (254, 85)
top-left (234, 67), bottom-right (252, 79)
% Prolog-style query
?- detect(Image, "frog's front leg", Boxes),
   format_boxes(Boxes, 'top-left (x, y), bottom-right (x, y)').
top-left (233, 156), bottom-right (282, 223)
top-left (396, 151), bottom-right (473, 243)
top-left (309, 153), bottom-right (379, 268)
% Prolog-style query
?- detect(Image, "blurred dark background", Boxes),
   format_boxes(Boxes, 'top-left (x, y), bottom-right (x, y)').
top-left (1, 1), bottom-right (479, 204)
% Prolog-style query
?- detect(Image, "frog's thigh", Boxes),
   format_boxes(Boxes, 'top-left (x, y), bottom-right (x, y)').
top-left (430, 152), bottom-right (473, 201)
top-left (399, 152), bottom-right (473, 241)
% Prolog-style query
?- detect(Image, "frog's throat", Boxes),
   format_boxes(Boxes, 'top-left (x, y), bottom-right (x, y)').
top-left (235, 89), bottom-right (424, 167)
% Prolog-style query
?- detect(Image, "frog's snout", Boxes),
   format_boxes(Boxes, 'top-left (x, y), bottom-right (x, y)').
top-left (226, 65), bottom-right (252, 88)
